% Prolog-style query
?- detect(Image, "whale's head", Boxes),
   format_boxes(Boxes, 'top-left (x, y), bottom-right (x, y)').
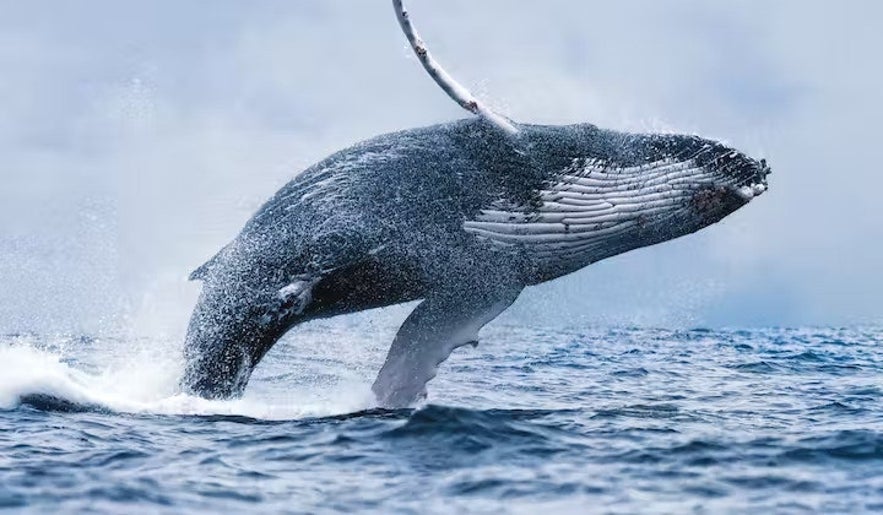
top-left (560, 132), bottom-right (772, 271)
top-left (466, 128), bottom-right (771, 279)
top-left (625, 134), bottom-right (771, 242)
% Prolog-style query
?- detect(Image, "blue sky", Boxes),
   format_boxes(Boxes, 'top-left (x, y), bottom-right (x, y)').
top-left (0, 1), bottom-right (880, 334)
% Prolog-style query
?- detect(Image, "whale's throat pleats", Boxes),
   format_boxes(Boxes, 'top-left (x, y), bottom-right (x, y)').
top-left (464, 156), bottom-right (704, 272)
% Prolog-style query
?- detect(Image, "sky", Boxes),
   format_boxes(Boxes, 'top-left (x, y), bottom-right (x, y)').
top-left (0, 1), bottom-right (881, 336)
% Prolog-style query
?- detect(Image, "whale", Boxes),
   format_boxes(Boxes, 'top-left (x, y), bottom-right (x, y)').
top-left (180, 1), bottom-right (771, 407)
top-left (181, 119), bottom-right (770, 406)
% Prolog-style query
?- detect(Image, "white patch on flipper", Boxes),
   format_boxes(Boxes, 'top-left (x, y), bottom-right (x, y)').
top-left (277, 281), bottom-right (307, 300)
top-left (261, 277), bottom-right (321, 326)
top-left (277, 277), bottom-right (320, 314)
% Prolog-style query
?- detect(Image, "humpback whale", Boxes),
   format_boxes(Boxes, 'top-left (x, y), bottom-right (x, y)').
top-left (181, 1), bottom-right (770, 407)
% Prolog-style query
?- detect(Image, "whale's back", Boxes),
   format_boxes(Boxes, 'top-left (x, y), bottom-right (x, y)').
top-left (189, 119), bottom-right (528, 283)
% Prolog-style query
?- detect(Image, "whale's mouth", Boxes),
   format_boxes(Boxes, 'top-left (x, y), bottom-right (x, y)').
top-left (732, 157), bottom-right (772, 202)
top-left (691, 154), bottom-right (771, 219)
top-left (693, 181), bottom-right (768, 210)
top-left (692, 176), bottom-right (769, 221)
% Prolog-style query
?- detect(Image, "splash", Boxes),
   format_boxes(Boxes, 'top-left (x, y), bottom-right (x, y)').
top-left (0, 337), bottom-right (375, 420)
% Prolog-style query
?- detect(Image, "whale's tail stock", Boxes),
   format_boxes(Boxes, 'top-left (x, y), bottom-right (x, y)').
top-left (181, 282), bottom-right (277, 399)
top-left (180, 267), bottom-right (316, 399)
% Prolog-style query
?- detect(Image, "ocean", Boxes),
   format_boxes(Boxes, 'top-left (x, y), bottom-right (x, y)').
top-left (1, 323), bottom-right (881, 513)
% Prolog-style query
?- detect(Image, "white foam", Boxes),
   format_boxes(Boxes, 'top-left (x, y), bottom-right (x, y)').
top-left (0, 341), bottom-right (375, 420)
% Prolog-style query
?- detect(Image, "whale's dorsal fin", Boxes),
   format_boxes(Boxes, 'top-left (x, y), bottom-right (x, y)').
top-left (392, 0), bottom-right (519, 136)
top-left (189, 243), bottom-right (232, 281)
top-left (189, 259), bottom-right (215, 281)
top-left (189, 264), bottom-right (208, 281)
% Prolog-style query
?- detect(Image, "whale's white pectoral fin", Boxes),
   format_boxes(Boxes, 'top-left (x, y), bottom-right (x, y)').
top-left (392, 0), bottom-right (518, 136)
top-left (372, 285), bottom-right (522, 408)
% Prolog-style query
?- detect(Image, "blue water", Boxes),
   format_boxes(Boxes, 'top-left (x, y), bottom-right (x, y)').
top-left (1, 324), bottom-right (881, 513)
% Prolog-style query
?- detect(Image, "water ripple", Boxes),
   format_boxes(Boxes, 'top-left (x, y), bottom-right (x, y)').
top-left (1, 326), bottom-right (882, 512)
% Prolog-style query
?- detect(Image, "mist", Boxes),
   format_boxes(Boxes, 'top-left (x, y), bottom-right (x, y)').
top-left (1, 0), bottom-right (880, 337)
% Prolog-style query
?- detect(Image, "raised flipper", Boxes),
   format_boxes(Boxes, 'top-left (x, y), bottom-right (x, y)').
top-left (372, 284), bottom-right (522, 408)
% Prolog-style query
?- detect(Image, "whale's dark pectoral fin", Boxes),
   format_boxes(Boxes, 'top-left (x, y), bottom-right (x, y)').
top-left (371, 284), bottom-right (522, 408)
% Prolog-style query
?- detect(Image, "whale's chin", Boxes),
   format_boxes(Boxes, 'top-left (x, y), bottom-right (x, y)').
top-left (690, 178), bottom-right (768, 226)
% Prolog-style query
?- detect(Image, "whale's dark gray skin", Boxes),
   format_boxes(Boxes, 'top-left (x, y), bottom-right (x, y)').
top-left (181, 118), bottom-right (770, 406)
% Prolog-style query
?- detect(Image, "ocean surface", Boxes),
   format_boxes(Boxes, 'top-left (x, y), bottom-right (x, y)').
top-left (1, 323), bottom-right (881, 513)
